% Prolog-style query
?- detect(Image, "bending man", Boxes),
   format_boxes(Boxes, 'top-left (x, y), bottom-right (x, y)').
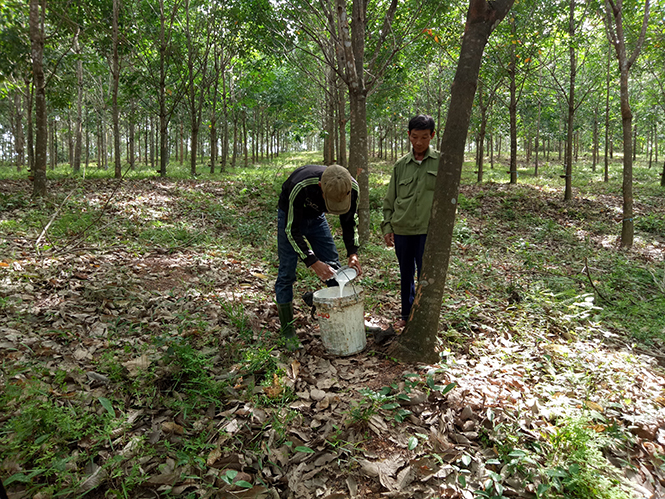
top-left (275, 164), bottom-right (362, 350)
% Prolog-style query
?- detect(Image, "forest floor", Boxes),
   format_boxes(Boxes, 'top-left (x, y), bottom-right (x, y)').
top-left (1, 156), bottom-right (665, 499)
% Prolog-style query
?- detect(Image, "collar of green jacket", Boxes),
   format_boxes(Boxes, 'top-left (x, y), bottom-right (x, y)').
top-left (408, 146), bottom-right (439, 163)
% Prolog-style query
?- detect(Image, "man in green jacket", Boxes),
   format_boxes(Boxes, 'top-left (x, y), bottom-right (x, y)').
top-left (381, 115), bottom-right (438, 328)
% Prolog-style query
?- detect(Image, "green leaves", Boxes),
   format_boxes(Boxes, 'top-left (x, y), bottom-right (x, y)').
top-left (220, 469), bottom-right (253, 489)
top-left (407, 435), bottom-right (418, 450)
top-left (98, 397), bottom-right (115, 417)
top-left (294, 446), bottom-right (315, 453)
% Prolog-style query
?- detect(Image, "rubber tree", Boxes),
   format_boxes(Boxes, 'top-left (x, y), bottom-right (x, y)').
top-left (483, 0), bottom-right (547, 185)
top-left (391, 0), bottom-right (514, 364)
top-left (184, 0), bottom-right (212, 177)
top-left (111, 0), bottom-right (122, 179)
top-left (278, 0), bottom-right (430, 244)
top-left (603, 0), bottom-right (651, 248)
top-left (29, 0), bottom-right (47, 197)
top-left (563, 0), bottom-right (577, 200)
top-left (646, 16), bottom-right (665, 186)
top-left (335, 0), bottom-right (398, 244)
top-left (0, 3), bottom-right (31, 173)
top-left (475, 74), bottom-right (501, 183)
top-left (127, 0), bottom-right (187, 177)
top-left (549, 0), bottom-right (601, 200)
top-left (73, 26), bottom-right (83, 174)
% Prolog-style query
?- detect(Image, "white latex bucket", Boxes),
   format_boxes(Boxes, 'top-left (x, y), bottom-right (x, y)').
top-left (313, 286), bottom-right (366, 356)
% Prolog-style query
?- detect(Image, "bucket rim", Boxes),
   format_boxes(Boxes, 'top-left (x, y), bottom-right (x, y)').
top-left (313, 286), bottom-right (363, 302)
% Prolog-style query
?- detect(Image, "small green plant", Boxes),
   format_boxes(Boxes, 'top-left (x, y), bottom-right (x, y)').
top-left (541, 417), bottom-right (632, 499)
top-left (637, 213), bottom-right (665, 235)
top-left (220, 469), bottom-right (253, 489)
top-left (454, 217), bottom-right (477, 243)
top-left (221, 298), bottom-right (254, 339)
top-left (0, 377), bottom-right (116, 494)
top-left (349, 376), bottom-right (456, 427)
top-left (348, 387), bottom-right (391, 425)
top-left (242, 346), bottom-right (277, 375)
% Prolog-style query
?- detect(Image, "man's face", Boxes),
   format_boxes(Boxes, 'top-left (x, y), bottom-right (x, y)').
top-left (408, 129), bottom-right (435, 156)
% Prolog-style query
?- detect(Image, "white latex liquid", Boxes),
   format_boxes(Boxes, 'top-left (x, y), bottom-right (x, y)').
top-left (337, 275), bottom-right (349, 297)
top-left (335, 267), bottom-right (357, 297)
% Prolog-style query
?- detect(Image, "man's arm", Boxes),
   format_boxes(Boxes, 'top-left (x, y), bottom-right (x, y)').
top-left (285, 181), bottom-right (319, 266)
top-left (381, 165), bottom-right (398, 244)
top-left (339, 183), bottom-right (360, 256)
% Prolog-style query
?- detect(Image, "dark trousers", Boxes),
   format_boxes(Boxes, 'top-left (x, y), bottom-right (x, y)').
top-left (275, 209), bottom-right (341, 304)
top-left (394, 234), bottom-right (427, 320)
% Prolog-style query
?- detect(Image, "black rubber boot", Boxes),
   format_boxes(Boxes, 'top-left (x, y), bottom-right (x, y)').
top-left (276, 302), bottom-right (301, 351)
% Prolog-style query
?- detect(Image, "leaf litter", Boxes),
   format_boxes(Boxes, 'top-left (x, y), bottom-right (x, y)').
top-left (0, 178), bottom-right (664, 498)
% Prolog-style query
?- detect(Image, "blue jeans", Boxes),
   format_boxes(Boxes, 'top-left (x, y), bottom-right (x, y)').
top-left (275, 209), bottom-right (341, 304)
top-left (394, 234), bottom-right (427, 320)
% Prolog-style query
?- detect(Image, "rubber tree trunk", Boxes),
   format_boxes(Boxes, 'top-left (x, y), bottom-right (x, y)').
top-left (508, 20), bottom-right (518, 185)
top-left (564, 0), bottom-right (576, 201)
top-left (392, 0), bottom-right (514, 364)
top-left (25, 77), bottom-right (34, 174)
top-left (112, 0), bottom-right (121, 179)
top-left (348, 89), bottom-right (370, 244)
top-left (337, 0), bottom-right (370, 244)
top-left (30, 0), bottom-right (47, 197)
top-left (73, 29), bottom-right (83, 175)
top-left (12, 90), bottom-right (25, 171)
top-left (618, 67), bottom-right (634, 247)
top-left (476, 81), bottom-right (487, 183)
top-left (324, 50), bottom-right (336, 165)
top-left (336, 81), bottom-right (347, 167)
top-left (604, 46), bottom-right (610, 183)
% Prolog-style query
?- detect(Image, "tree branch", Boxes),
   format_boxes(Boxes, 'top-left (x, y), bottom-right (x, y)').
top-left (584, 257), bottom-right (609, 303)
top-left (627, 0), bottom-right (651, 69)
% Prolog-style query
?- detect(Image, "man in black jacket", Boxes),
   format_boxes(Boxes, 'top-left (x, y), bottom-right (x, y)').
top-left (275, 164), bottom-right (362, 350)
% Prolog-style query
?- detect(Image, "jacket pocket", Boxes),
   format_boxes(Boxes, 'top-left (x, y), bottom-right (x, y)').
top-left (426, 170), bottom-right (438, 190)
top-left (397, 176), bottom-right (415, 199)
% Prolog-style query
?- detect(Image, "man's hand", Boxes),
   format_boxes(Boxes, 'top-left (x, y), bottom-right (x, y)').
top-left (310, 260), bottom-right (336, 281)
top-left (384, 233), bottom-right (394, 248)
top-left (348, 254), bottom-right (362, 276)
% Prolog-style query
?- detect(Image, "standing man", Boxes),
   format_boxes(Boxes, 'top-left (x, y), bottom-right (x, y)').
top-left (381, 115), bottom-right (438, 328)
top-left (276, 164), bottom-right (362, 350)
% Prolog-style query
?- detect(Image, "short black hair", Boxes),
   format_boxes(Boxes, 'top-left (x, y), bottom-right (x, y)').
top-left (408, 114), bottom-right (435, 133)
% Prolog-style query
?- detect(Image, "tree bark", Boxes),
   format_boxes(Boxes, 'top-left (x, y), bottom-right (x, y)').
top-left (336, 75), bottom-right (347, 167)
top-left (592, 104), bottom-right (598, 172)
top-left (476, 81), bottom-right (487, 183)
top-left (508, 20), bottom-right (518, 184)
top-left (324, 55), bottom-right (336, 165)
top-left (534, 99), bottom-right (541, 176)
top-left (25, 77), bottom-right (34, 174)
top-left (564, 0), bottom-right (576, 201)
top-left (12, 90), bottom-right (25, 171)
top-left (73, 28), bottom-right (83, 174)
top-left (30, 0), bottom-right (47, 196)
top-left (604, 46), bottom-right (610, 183)
top-left (112, 0), bottom-right (122, 179)
top-left (393, 0), bottom-right (514, 363)
top-left (221, 71), bottom-right (229, 171)
top-left (127, 106), bottom-right (135, 170)
top-left (185, 0), bottom-right (210, 177)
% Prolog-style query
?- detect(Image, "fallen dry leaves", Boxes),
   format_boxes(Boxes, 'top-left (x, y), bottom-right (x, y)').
top-left (1, 178), bottom-right (664, 499)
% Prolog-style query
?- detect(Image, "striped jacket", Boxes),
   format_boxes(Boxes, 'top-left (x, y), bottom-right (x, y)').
top-left (278, 165), bottom-right (359, 267)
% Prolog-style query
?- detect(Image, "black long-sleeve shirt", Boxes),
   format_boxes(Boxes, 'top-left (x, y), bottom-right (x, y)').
top-left (278, 165), bottom-right (359, 267)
